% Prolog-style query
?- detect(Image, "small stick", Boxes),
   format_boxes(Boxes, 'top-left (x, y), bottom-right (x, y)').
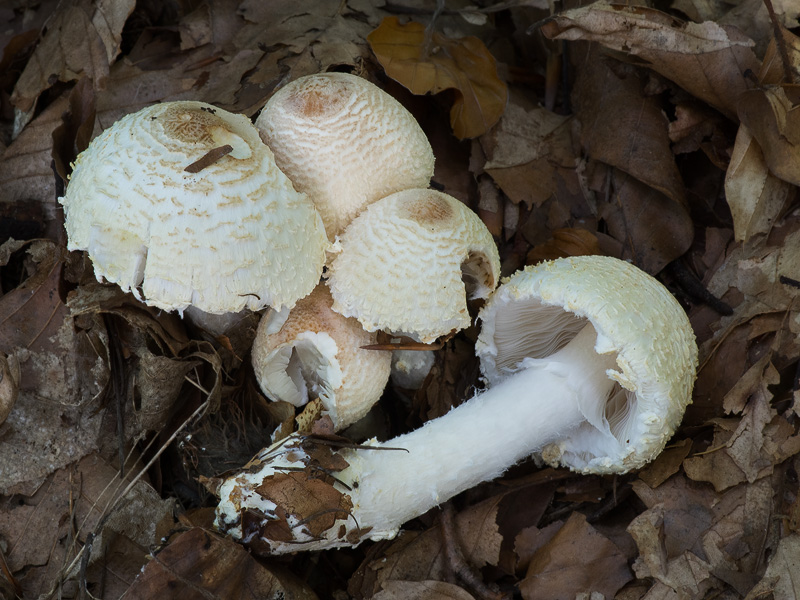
top-left (184, 144), bottom-right (233, 173)
top-left (763, 0), bottom-right (796, 84)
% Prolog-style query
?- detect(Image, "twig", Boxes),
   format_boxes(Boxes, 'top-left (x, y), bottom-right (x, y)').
top-left (49, 398), bottom-right (210, 599)
top-left (665, 260), bottom-right (733, 316)
top-left (184, 145), bottom-right (233, 173)
top-left (762, 0), bottom-right (796, 84)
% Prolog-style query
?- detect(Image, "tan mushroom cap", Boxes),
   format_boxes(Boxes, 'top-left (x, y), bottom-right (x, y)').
top-left (252, 285), bottom-right (391, 431)
top-left (476, 255), bottom-right (698, 474)
top-left (60, 101), bottom-right (328, 315)
top-left (255, 72), bottom-right (435, 240)
top-left (326, 188), bottom-right (501, 344)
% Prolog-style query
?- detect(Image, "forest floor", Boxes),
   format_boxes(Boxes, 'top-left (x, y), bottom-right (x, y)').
top-left (1, 0), bottom-right (800, 598)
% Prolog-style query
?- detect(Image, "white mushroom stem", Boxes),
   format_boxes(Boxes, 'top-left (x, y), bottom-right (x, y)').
top-left (215, 321), bottom-right (618, 552)
top-left (344, 322), bottom-right (616, 532)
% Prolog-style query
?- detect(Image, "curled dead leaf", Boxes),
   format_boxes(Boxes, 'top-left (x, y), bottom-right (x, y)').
top-left (367, 17), bottom-right (507, 139)
top-left (0, 354), bottom-right (20, 425)
top-left (737, 85), bottom-right (800, 187)
top-left (540, 1), bottom-right (759, 120)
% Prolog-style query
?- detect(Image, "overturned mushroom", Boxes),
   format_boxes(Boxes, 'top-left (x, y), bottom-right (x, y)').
top-left (215, 256), bottom-right (697, 553)
top-left (326, 188), bottom-right (501, 344)
top-left (60, 101), bottom-right (328, 315)
top-left (252, 285), bottom-right (391, 432)
top-left (255, 72), bottom-right (435, 240)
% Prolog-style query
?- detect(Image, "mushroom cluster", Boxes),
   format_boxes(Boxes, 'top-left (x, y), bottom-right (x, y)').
top-left (214, 255), bottom-right (698, 554)
top-left (250, 72), bottom-right (501, 430)
top-left (58, 73), bottom-right (698, 560)
top-left (59, 74), bottom-right (500, 434)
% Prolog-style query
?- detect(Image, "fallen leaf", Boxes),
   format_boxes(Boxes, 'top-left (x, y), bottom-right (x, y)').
top-left (573, 50), bottom-right (686, 209)
top-left (373, 580), bottom-right (476, 600)
top-left (11, 0), bottom-right (136, 114)
top-left (725, 123), bottom-right (793, 242)
top-left (127, 527), bottom-right (318, 600)
top-left (0, 241), bottom-right (109, 494)
top-left (368, 17), bottom-right (508, 139)
top-left (482, 102), bottom-right (576, 208)
top-left (349, 493), bottom-right (505, 598)
top-left (737, 85), bottom-right (800, 187)
top-left (638, 438), bottom-right (693, 489)
top-left (596, 168), bottom-right (693, 274)
top-left (743, 534), bottom-right (800, 599)
top-left (0, 452), bottom-right (173, 599)
top-left (526, 228), bottom-right (601, 264)
top-left (541, 1), bottom-right (760, 119)
top-left (520, 512), bottom-right (632, 600)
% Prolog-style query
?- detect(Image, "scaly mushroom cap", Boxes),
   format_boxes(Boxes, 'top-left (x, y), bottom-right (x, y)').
top-left (255, 72), bottom-right (435, 240)
top-left (326, 189), bottom-right (501, 344)
top-left (476, 255), bottom-right (698, 474)
top-left (252, 285), bottom-right (391, 431)
top-left (60, 101), bottom-right (328, 314)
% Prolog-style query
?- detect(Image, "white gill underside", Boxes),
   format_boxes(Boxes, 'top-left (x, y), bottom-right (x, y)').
top-left (262, 332), bottom-right (342, 414)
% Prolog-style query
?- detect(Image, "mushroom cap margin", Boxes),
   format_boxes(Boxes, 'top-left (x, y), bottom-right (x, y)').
top-left (252, 285), bottom-right (391, 430)
top-left (476, 255), bottom-right (698, 474)
top-left (60, 101), bottom-right (328, 315)
top-left (326, 188), bottom-right (501, 344)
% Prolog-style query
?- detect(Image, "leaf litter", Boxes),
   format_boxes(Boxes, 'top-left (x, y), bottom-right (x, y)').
top-left (1, 0), bottom-right (800, 598)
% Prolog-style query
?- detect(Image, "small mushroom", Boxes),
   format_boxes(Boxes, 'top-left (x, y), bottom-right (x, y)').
top-left (214, 256), bottom-right (697, 553)
top-left (60, 101), bottom-right (328, 315)
top-left (255, 72), bottom-right (435, 240)
top-left (326, 188), bottom-right (501, 344)
top-left (251, 285), bottom-right (391, 431)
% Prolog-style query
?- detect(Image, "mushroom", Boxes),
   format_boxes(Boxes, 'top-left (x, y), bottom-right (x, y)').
top-left (214, 256), bottom-right (698, 553)
top-left (255, 72), bottom-right (435, 240)
top-left (326, 188), bottom-right (501, 344)
top-left (60, 101), bottom-right (328, 315)
top-left (252, 284), bottom-right (391, 432)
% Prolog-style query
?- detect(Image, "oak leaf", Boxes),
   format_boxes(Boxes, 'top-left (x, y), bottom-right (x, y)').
top-left (367, 17), bottom-right (507, 139)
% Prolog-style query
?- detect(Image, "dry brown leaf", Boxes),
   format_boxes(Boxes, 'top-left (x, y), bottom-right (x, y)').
top-left (127, 527), bottom-right (318, 600)
top-left (743, 534), bottom-right (800, 599)
top-left (596, 169), bottom-right (693, 274)
top-left (519, 512), bottom-right (632, 600)
top-left (541, 1), bottom-right (760, 120)
top-left (0, 93), bottom-right (67, 209)
top-left (348, 494), bottom-right (504, 598)
top-left (11, 0), bottom-right (136, 114)
top-left (526, 228), bottom-right (601, 264)
top-left (638, 438), bottom-right (693, 489)
top-left (482, 102), bottom-right (576, 208)
top-left (627, 506), bottom-right (717, 598)
top-left (703, 226), bottom-right (800, 355)
top-left (725, 123), bottom-right (793, 242)
top-left (367, 17), bottom-right (508, 139)
top-left (0, 241), bottom-right (109, 494)
top-left (737, 85), bottom-right (800, 187)
top-left (573, 51), bottom-right (686, 208)
top-left (0, 452), bottom-right (173, 599)
top-left (373, 580), bottom-right (476, 600)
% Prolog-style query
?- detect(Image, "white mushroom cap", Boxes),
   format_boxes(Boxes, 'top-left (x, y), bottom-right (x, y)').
top-left (60, 101), bottom-right (328, 314)
top-left (252, 285), bottom-right (391, 431)
top-left (326, 188), bottom-right (501, 344)
top-left (255, 72), bottom-right (435, 240)
top-left (476, 255), bottom-right (698, 474)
